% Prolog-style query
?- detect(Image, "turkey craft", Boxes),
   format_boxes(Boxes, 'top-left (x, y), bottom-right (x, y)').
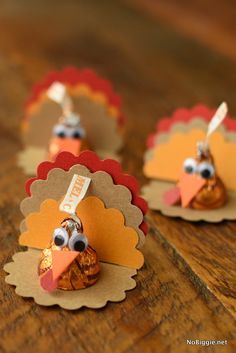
top-left (18, 67), bottom-right (124, 174)
top-left (5, 151), bottom-right (148, 309)
top-left (143, 102), bottom-right (236, 222)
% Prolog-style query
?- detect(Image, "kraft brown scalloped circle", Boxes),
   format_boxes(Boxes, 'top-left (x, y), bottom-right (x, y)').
top-left (17, 147), bottom-right (48, 175)
top-left (17, 147), bottom-right (120, 177)
top-left (142, 180), bottom-right (236, 222)
top-left (4, 249), bottom-right (137, 310)
top-left (73, 97), bottom-right (122, 152)
top-left (20, 165), bottom-right (145, 247)
top-left (24, 96), bottom-right (122, 153)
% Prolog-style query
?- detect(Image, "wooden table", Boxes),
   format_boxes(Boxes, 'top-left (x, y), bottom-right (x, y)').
top-left (0, 1), bottom-right (236, 352)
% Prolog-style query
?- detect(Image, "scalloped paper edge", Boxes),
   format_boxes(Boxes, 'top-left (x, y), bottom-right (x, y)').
top-left (20, 165), bottom-right (145, 247)
top-left (25, 151), bottom-right (148, 235)
top-left (144, 118), bottom-right (236, 164)
top-left (142, 180), bottom-right (236, 222)
top-left (147, 104), bottom-right (236, 148)
top-left (24, 67), bottom-right (125, 126)
top-left (153, 119), bottom-right (236, 147)
top-left (4, 249), bottom-right (137, 310)
top-left (146, 118), bottom-right (236, 156)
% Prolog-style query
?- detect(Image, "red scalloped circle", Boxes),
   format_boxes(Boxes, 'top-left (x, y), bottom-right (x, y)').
top-left (147, 104), bottom-right (236, 148)
top-left (25, 151), bottom-right (148, 235)
top-left (24, 66), bottom-right (125, 126)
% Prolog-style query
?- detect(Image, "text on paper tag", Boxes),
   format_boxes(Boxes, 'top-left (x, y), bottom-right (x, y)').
top-left (59, 174), bottom-right (91, 214)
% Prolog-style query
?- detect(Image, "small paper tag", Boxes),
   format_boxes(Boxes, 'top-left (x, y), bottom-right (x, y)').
top-left (206, 102), bottom-right (228, 139)
top-left (47, 82), bottom-right (73, 115)
top-left (59, 174), bottom-right (91, 214)
top-left (47, 82), bottom-right (66, 104)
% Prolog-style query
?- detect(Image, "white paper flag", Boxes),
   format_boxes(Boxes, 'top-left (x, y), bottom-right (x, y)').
top-left (206, 102), bottom-right (228, 139)
top-left (47, 82), bottom-right (66, 104)
top-left (59, 174), bottom-right (91, 214)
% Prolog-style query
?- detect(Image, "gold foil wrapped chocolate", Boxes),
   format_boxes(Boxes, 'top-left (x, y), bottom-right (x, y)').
top-left (190, 175), bottom-right (226, 210)
top-left (38, 218), bottom-right (100, 290)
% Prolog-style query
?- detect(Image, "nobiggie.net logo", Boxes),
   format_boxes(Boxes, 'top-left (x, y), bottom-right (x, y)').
top-left (186, 339), bottom-right (227, 347)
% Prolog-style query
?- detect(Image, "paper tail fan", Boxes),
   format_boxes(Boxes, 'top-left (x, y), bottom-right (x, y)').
top-left (5, 151), bottom-right (147, 309)
top-left (25, 150), bottom-right (148, 237)
top-left (147, 104), bottom-right (236, 149)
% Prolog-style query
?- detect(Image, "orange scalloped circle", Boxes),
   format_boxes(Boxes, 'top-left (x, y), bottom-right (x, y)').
top-left (19, 197), bottom-right (144, 269)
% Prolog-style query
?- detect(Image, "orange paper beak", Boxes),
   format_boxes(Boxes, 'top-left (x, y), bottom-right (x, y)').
top-left (177, 172), bottom-right (206, 208)
top-left (40, 250), bottom-right (78, 292)
top-left (48, 137), bottom-right (82, 161)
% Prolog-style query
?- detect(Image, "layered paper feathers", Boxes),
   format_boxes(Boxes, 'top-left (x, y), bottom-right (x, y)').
top-left (5, 151), bottom-right (148, 309)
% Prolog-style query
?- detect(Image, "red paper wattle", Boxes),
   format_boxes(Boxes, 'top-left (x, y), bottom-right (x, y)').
top-left (25, 151), bottom-right (148, 235)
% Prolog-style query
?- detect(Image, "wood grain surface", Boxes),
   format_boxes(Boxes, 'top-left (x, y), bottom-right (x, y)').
top-left (125, 0), bottom-right (236, 61)
top-left (0, 0), bottom-right (236, 352)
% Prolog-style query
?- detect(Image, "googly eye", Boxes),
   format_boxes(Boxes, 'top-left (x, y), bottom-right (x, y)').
top-left (72, 130), bottom-right (82, 139)
top-left (197, 162), bottom-right (215, 179)
top-left (68, 231), bottom-right (88, 252)
top-left (183, 158), bottom-right (197, 174)
top-left (72, 130), bottom-right (81, 139)
top-left (53, 227), bottom-right (69, 248)
top-left (53, 124), bottom-right (66, 138)
top-left (68, 127), bottom-right (85, 139)
top-left (61, 126), bottom-right (76, 138)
